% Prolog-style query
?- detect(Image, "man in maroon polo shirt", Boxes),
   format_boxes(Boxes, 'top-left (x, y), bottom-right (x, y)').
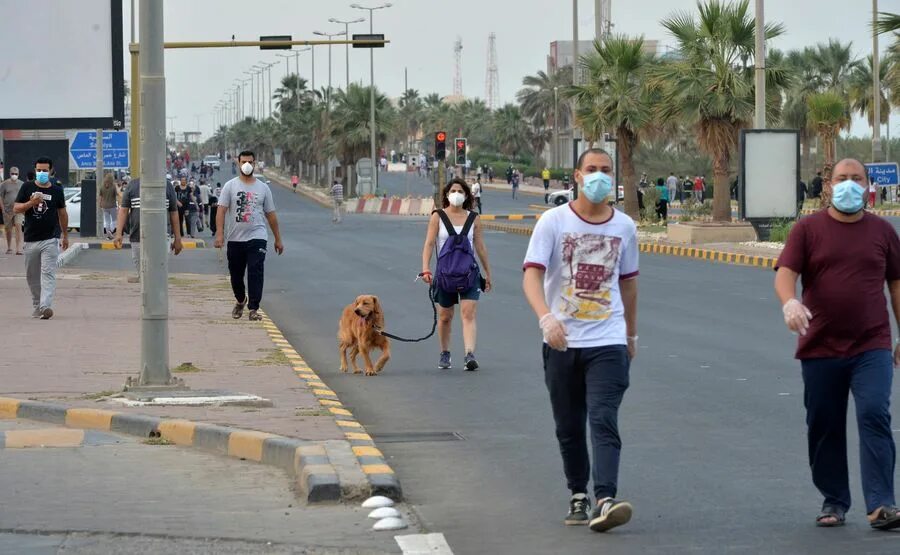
top-left (775, 158), bottom-right (900, 530)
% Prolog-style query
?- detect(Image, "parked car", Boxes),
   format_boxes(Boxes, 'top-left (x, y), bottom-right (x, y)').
top-left (63, 188), bottom-right (81, 231)
top-left (203, 155), bottom-right (221, 169)
top-left (545, 185), bottom-right (625, 206)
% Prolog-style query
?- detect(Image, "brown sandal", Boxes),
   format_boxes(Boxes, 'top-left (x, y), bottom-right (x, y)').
top-left (870, 505), bottom-right (900, 530)
top-left (816, 504), bottom-right (846, 527)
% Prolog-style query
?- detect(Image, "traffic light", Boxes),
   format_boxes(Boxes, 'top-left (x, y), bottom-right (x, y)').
top-left (435, 131), bottom-right (447, 160)
top-left (455, 138), bottom-right (467, 166)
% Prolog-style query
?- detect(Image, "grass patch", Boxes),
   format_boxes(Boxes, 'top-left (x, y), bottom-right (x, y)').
top-left (767, 219), bottom-right (795, 243)
top-left (172, 362), bottom-right (204, 373)
top-left (168, 277), bottom-right (205, 287)
top-left (638, 224), bottom-right (667, 234)
top-left (142, 437), bottom-right (174, 446)
top-left (295, 409), bottom-right (331, 417)
top-left (82, 390), bottom-right (118, 400)
top-left (244, 348), bottom-right (290, 366)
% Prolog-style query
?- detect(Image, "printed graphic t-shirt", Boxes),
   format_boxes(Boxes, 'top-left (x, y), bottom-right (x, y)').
top-left (523, 204), bottom-right (639, 348)
top-left (219, 177), bottom-right (275, 242)
top-left (120, 179), bottom-right (179, 243)
top-left (14, 181), bottom-right (66, 242)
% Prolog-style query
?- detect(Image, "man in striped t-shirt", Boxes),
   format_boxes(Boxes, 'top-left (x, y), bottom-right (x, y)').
top-left (331, 179), bottom-right (344, 224)
top-left (114, 178), bottom-right (183, 282)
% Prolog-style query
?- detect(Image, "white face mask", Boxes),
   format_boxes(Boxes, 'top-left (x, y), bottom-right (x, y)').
top-left (240, 162), bottom-right (254, 176)
top-left (448, 191), bottom-right (465, 207)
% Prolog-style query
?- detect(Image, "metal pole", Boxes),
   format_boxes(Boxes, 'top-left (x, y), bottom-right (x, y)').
top-left (268, 65), bottom-right (273, 118)
top-left (328, 42), bottom-right (333, 101)
top-left (95, 129), bottom-right (103, 237)
top-left (754, 0), bottom-right (766, 128)
top-left (345, 23), bottom-right (351, 89)
top-left (295, 51), bottom-right (299, 78)
top-left (573, 0), bottom-right (579, 86)
top-left (369, 10), bottom-right (377, 193)
top-left (554, 87), bottom-right (559, 167)
top-left (130, 50), bottom-right (141, 179)
top-left (137, 0), bottom-right (173, 386)
top-left (595, 0), bottom-right (602, 39)
top-left (873, 0), bottom-right (883, 162)
top-left (312, 46), bottom-right (316, 91)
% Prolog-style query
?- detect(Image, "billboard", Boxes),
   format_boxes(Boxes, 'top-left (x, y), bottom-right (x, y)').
top-left (740, 130), bottom-right (800, 219)
top-left (0, 0), bottom-right (125, 129)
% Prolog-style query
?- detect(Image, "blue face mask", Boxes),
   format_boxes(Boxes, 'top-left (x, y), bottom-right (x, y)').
top-left (35, 171), bottom-right (49, 184)
top-left (581, 171), bottom-right (613, 203)
top-left (831, 179), bottom-right (865, 214)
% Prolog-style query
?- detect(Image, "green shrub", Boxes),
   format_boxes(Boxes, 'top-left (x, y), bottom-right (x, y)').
top-left (640, 186), bottom-right (661, 223)
top-left (768, 219), bottom-right (795, 243)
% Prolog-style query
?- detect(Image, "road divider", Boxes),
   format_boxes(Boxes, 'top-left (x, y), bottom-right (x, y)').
top-left (84, 240), bottom-right (206, 250)
top-left (479, 214), bottom-right (541, 221)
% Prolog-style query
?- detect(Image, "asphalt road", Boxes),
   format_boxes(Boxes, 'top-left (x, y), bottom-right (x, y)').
top-left (240, 179), bottom-right (900, 554)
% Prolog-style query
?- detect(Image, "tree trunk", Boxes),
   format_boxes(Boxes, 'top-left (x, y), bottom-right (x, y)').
top-left (820, 129), bottom-right (836, 208)
top-left (712, 154), bottom-right (731, 222)
top-left (619, 127), bottom-right (640, 220)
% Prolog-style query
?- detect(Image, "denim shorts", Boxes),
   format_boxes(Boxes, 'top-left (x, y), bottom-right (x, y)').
top-left (433, 283), bottom-right (481, 308)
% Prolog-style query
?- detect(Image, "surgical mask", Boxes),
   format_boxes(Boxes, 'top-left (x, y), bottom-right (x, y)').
top-left (448, 191), bottom-right (465, 207)
top-left (831, 179), bottom-right (865, 214)
top-left (581, 171), bottom-right (613, 203)
top-left (35, 171), bottom-right (50, 184)
top-left (240, 162), bottom-right (254, 176)
top-left (11, 174), bottom-right (18, 179)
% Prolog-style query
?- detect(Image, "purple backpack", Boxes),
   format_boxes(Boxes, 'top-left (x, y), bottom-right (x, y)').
top-left (436, 210), bottom-right (479, 293)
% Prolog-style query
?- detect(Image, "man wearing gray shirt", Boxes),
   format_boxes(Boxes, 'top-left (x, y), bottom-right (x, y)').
top-left (0, 166), bottom-right (24, 254)
top-left (215, 150), bottom-right (284, 321)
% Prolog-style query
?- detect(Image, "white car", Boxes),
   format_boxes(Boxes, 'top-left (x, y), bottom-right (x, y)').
top-left (203, 155), bottom-right (221, 169)
top-left (64, 188), bottom-right (82, 231)
top-left (545, 185), bottom-right (626, 206)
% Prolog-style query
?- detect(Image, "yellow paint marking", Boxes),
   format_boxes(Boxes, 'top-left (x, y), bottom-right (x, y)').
top-left (158, 419), bottom-right (196, 445)
top-left (228, 430), bottom-right (277, 461)
top-left (353, 446), bottom-right (383, 457)
top-left (318, 399), bottom-right (342, 407)
top-left (65, 408), bottom-right (117, 430)
top-left (329, 407), bottom-right (353, 417)
top-left (336, 420), bottom-right (363, 428)
top-left (313, 389), bottom-right (337, 396)
top-left (345, 432), bottom-right (372, 441)
top-left (0, 398), bottom-right (21, 419)
top-left (508, 214), bottom-right (524, 221)
top-left (362, 464), bottom-right (395, 475)
top-left (5, 428), bottom-right (85, 448)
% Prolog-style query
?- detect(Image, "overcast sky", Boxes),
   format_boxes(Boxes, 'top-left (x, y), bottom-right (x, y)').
top-left (123, 0), bottom-right (900, 140)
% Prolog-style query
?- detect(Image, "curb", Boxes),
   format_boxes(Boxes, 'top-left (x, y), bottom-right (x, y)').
top-left (0, 397), bottom-right (341, 503)
top-left (480, 221), bottom-right (779, 270)
top-left (84, 240), bottom-right (205, 250)
top-left (255, 309), bottom-right (403, 501)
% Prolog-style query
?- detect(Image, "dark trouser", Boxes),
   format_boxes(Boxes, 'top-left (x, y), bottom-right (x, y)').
top-left (208, 203), bottom-right (218, 234)
top-left (543, 344), bottom-right (630, 500)
top-left (475, 197), bottom-right (482, 214)
top-left (227, 239), bottom-right (267, 310)
top-left (801, 349), bottom-right (896, 514)
top-left (178, 208), bottom-right (186, 236)
top-left (656, 199), bottom-right (668, 221)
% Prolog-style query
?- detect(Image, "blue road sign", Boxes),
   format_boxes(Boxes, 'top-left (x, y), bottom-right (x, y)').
top-left (864, 162), bottom-right (899, 187)
top-left (70, 130), bottom-right (129, 169)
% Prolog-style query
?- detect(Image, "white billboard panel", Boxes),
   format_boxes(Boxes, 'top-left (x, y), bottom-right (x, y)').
top-left (740, 130), bottom-right (800, 219)
top-left (0, 0), bottom-right (124, 129)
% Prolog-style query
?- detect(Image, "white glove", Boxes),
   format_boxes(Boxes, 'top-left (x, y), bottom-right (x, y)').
top-left (540, 313), bottom-right (568, 352)
top-left (782, 299), bottom-right (813, 336)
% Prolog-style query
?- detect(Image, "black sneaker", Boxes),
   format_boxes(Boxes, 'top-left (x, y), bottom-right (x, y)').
top-left (438, 351), bottom-right (451, 369)
top-left (565, 494), bottom-right (591, 525)
top-left (589, 498), bottom-right (632, 532)
top-left (464, 352), bottom-right (479, 371)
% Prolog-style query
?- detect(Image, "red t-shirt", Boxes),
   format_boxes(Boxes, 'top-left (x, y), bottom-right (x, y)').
top-left (776, 210), bottom-right (900, 359)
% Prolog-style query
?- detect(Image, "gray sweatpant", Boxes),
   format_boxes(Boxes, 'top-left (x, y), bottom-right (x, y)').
top-left (131, 242), bottom-right (141, 276)
top-left (24, 238), bottom-right (59, 309)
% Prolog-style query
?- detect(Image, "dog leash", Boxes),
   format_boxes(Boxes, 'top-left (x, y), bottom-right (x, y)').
top-left (375, 273), bottom-right (438, 343)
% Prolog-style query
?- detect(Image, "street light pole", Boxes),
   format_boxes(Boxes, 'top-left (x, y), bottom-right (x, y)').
top-left (352, 3), bottom-right (392, 195)
top-left (314, 30), bottom-right (347, 101)
top-left (754, 0), bottom-right (766, 129)
top-left (330, 17), bottom-right (365, 89)
top-left (135, 0), bottom-right (174, 386)
top-left (245, 70), bottom-right (256, 119)
top-left (873, 0), bottom-right (883, 162)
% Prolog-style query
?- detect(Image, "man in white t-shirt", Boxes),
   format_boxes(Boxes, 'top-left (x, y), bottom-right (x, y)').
top-left (523, 148), bottom-right (639, 533)
top-left (471, 178), bottom-right (482, 214)
top-left (198, 181), bottom-right (211, 228)
top-left (215, 150), bottom-right (284, 321)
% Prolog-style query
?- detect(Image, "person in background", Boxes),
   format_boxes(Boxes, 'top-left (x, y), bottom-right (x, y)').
top-left (655, 177), bottom-right (669, 222)
top-left (186, 180), bottom-right (201, 237)
top-left (797, 178), bottom-right (807, 215)
top-left (331, 178), bottom-right (344, 224)
top-left (100, 173), bottom-right (118, 240)
top-left (175, 178), bottom-right (190, 236)
top-left (208, 183), bottom-right (219, 237)
top-left (291, 174), bottom-right (299, 193)
top-left (199, 180), bottom-right (211, 229)
top-left (775, 158), bottom-right (900, 531)
top-left (471, 177), bottom-right (483, 214)
top-left (114, 176), bottom-right (183, 283)
top-left (487, 166), bottom-right (494, 183)
top-left (693, 175), bottom-right (705, 203)
top-left (868, 178), bottom-right (878, 208)
top-left (0, 166), bottom-right (24, 254)
top-left (666, 172), bottom-right (678, 205)
top-left (682, 175), bottom-right (695, 203)
top-left (542, 166), bottom-right (552, 203)
top-left (637, 173), bottom-right (649, 213)
top-left (811, 171), bottom-right (824, 200)
top-left (511, 168), bottom-right (520, 200)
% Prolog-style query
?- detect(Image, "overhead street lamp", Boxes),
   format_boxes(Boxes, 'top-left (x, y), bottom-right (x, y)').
top-left (313, 29), bottom-right (347, 100)
top-left (351, 2), bottom-right (392, 194)
top-left (244, 69), bottom-right (258, 119)
top-left (252, 64), bottom-right (267, 119)
top-left (329, 16), bottom-right (365, 89)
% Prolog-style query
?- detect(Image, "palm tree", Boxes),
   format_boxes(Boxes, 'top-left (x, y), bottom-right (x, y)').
top-left (398, 89), bottom-right (424, 155)
top-left (810, 39), bottom-right (861, 96)
top-left (848, 55), bottom-right (893, 128)
top-left (874, 12), bottom-right (900, 35)
top-left (492, 104), bottom-right (529, 159)
top-left (517, 66), bottom-right (573, 166)
top-left (807, 91), bottom-right (849, 206)
top-left (653, 0), bottom-right (786, 222)
top-left (570, 35), bottom-right (657, 219)
top-left (273, 74), bottom-right (310, 115)
top-left (331, 83), bottom-right (396, 196)
top-left (783, 47), bottom-right (821, 177)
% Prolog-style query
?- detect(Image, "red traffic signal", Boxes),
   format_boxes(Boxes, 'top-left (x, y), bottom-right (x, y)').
top-left (435, 131), bottom-right (447, 160)
top-left (436, 132), bottom-right (446, 142)
top-left (456, 140), bottom-right (466, 149)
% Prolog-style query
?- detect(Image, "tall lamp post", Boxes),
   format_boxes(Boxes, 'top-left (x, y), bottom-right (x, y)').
top-left (351, 2), bottom-right (392, 194)
top-left (329, 16), bottom-right (365, 89)
top-left (753, 0), bottom-right (766, 129)
top-left (313, 29), bottom-right (347, 101)
top-left (244, 69), bottom-right (257, 119)
top-left (872, 0), bottom-right (883, 163)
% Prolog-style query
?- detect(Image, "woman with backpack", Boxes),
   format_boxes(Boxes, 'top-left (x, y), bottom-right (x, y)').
top-left (421, 178), bottom-right (493, 371)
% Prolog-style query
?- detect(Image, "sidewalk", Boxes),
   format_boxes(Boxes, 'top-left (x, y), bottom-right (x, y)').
top-left (0, 250), bottom-right (384, 502)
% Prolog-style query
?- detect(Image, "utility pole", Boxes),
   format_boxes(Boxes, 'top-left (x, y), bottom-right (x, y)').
top-left (95, 129), bottom-right (103, 237)
top-left (572, 0), bottom-right (581, 165)
top-left (134, 0), bottom-right (175, 387)
top-left (330, 17), bottom-right (365, 89)
top-left (754, 0), bottom-right (766, 129)
top-left (873, 0), bottom-right (883, 162)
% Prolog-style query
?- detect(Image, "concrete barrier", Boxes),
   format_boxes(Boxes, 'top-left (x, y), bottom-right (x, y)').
top-left (363, 198), bottom-right (381, 214)
top-left (389, 198), bottom-right (402, 215)
top-left (407, 199), bottom-right (421, 216)
top-left (399, 198), bottom-right (411, 215)
top-left (378, 198), bottom-right (391, 214)
top-left (354, 198), bottom-right (367, 214)
top-left (420, 198), bottom-right (435, 215)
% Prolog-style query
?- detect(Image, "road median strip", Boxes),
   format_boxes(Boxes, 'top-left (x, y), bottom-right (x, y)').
top-left (84, 239), bottom-right (205, 250)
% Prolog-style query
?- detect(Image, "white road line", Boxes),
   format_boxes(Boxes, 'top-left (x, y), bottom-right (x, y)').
top-left (395, 533), bottom-right (454, 554)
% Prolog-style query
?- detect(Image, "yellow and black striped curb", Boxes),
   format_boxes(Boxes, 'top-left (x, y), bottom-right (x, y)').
top-left (479, 214), bottom-right (541, 221)
top-left (255, 309), bottom-right (403, 501)
top-left (0, 397), bottom-right (341, 503)
top-left (87, 240), bottom-right (206, 250)
top-left (481, 221), bottom-right (779, 270)
top-left (0, 428), bottom-right (115, 448)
